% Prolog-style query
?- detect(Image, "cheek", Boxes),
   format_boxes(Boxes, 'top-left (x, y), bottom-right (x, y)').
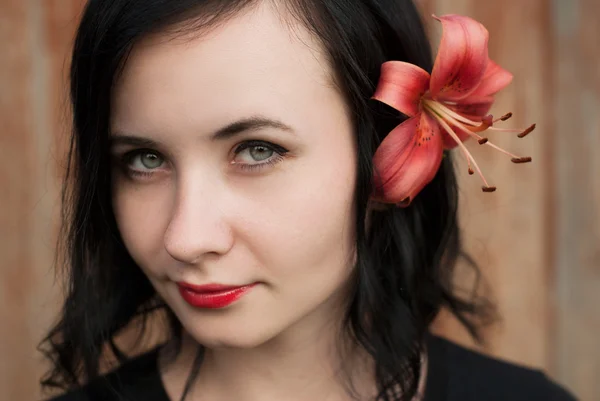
top-left (111, 179), bottom-right (173, 271)
top-left (242, 137), bottom-right (357, 282)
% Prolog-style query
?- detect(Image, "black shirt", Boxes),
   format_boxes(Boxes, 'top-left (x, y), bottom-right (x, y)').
top-left (49, 335), bottom-right (577, 401)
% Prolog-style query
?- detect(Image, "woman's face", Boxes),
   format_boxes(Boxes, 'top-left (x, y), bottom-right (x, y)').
top-left (110, 3), bottom-right (357, 349)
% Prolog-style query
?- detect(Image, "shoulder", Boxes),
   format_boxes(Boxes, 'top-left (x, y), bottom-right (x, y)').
top-left (425, 335), bottom-right (577, 401)
top-left (45, 347), bottom-right (167, 401)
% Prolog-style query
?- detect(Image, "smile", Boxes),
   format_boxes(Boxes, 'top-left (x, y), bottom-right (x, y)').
top-left (177, 282), bottom-right (257, 309)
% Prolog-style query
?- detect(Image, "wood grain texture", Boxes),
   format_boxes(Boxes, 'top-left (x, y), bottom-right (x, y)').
top-left (0, 1), bottom-right (82, 401)
top-left (552, 0), bottom-right (600, 399)
top-left (0, 0), bottom-right (36, 398)
top-left (427, 0), bottom-right (598, 400)
top-left (429, 0), bottom-right (554, 370)
top-left (0, 0), bottom-right (596, 400)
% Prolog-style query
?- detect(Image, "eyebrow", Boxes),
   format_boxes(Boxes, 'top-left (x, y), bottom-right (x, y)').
top-left (109, 116), bottom-right (295, 148)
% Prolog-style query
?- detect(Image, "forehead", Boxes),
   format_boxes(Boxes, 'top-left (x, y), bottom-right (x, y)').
top-left (111, 2), bottom-right (339, 132)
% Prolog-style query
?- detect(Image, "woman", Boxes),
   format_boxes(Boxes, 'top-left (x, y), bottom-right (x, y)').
top-left (40, 0), bottom-right (575, 400)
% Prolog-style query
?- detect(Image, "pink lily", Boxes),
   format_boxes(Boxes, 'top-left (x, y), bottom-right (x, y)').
top-left (371, 14), bottom-right (535, 206)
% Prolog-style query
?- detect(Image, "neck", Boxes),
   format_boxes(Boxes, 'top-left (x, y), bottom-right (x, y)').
top-left (160, 315), bottom-right (376, 401)
top-left (158, 292), bottom-right (429, 401)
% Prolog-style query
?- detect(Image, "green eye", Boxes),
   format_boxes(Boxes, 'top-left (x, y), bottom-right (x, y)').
top-left (248, 146), bottom-right (274, 161)
top-left (139, 152), bottom-right (163, 169)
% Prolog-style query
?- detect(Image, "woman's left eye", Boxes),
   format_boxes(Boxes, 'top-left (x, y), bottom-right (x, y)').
top-left (232, 140), bottom-right (288, 171)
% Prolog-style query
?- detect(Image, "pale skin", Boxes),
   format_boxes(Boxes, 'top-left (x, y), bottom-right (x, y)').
top-left (110, 2), bottom-right (424, 400)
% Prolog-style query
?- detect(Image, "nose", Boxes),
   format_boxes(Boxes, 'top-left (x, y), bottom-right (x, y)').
top-left (163, 178), bottom-right (234, 265)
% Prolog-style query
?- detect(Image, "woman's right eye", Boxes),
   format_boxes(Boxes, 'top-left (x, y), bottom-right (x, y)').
top-left (121, 149), bottom-right (166, 178)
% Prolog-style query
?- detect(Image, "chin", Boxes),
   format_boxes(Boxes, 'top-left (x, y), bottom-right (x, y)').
top-left (185, 324), bottom-right (279, 349)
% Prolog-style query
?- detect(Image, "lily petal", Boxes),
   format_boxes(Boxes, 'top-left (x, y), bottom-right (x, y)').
top-left (469, 59), bottom-right (513, 98)
top-left (446, 95), bottom-right (494, 120)
top-left (372, 116), bottom-right (418, 190)
top-left (372, 61), bottom-right (431, 117)
top-left (373, 113), bottom-right (443, 205)
top-left (430, 14), bottom-right (490, 101)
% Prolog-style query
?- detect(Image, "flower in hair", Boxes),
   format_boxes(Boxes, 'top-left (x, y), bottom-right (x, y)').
top-left (371, 14), bottom-right (535, 206)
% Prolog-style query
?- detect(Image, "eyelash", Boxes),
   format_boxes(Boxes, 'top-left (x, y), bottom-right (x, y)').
top-left (233, 140), bottom-right (288, 171)
top-left (118, 140), bottom-right (289, 179)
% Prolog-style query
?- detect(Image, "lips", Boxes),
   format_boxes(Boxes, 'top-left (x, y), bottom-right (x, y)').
top-left (177, 282), bottom-right (256, 309)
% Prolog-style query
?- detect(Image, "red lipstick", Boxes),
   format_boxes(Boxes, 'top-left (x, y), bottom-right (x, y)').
top-left (177, 282), bottom-right (256, 309)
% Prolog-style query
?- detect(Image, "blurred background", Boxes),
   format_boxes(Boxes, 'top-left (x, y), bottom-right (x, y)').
top-left (0, 0), bottom-right (598, 400)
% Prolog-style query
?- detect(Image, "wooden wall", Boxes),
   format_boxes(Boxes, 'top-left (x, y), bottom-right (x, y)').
top-left (422, 2), bottom-right (600, 401)
top-left (1, 1), bottom-right (84, 400)
top-left (0, 0), bottom-right (597, 400)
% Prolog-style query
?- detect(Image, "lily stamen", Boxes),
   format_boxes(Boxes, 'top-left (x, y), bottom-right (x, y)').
top-left (430, 99), bottom-right (535, 139)
top-left (424, 99), bottom-right (481, 127)
top-left (517, 124), bottom-right (536, 138)
top-left (424, 101), bottom-right (535, 163)
top-left (432, 108), bottom-right (533, 163)
top-left (425, 100), bottom-right (494, 135)
top-left (433, 113), bottom-right (494, 190)
top-left (486, 124), bottom-right (536, 138)
top-left (496, 112), bottom-right (512, 122)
